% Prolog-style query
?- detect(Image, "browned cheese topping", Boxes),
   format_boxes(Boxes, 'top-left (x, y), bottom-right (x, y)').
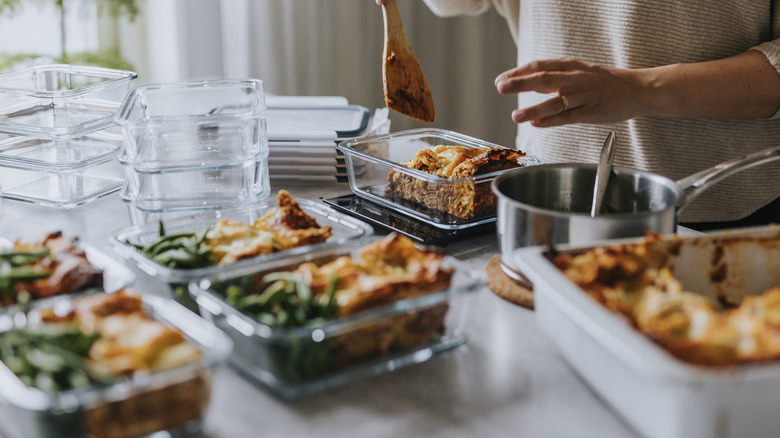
top-left (554, 236), bottom-right (780, 367)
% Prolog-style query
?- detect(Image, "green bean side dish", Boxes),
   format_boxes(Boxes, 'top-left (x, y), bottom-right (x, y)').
top-left (0, 247), bottom-right (52, 305)
top-left (133, 222), bottom-right (342, 329)
top-left (0, 324), bottom-right (115, 393)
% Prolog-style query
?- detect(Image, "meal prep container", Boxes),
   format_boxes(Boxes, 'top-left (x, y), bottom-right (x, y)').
top-left (110, 198), bottom-right (374, 285)
top-left (188, 237), bottom-right (483, 398)
top-left (513, 225), bottom-right (780, 438)
top-left (0, 157), bottom-right (123, 208)
top-left (114, 79), bottom-right (268, 171)
top-left (0, 64), bottom-right (136, 139)
top-left (118, 155), bottom-right (270, 211)
top-left (0, 292), bottom-right (232, 438)
top-left (493, 146), bottom-right (780, 281)
top-left (0, 237), bottom-right (135, 302)
top-left (0, 128), bottom-right (122, 172)
top-left (338, 128), bottom-right (542, 229)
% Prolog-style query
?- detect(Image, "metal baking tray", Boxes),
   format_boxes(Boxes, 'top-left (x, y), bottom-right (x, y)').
top-left (323, 193), bottom-right (495, 245)
top-left (514, 225), bottom-right (780, 438)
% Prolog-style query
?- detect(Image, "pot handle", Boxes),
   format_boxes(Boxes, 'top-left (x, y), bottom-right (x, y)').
top-left (675, 146), bottom-right (780, 209)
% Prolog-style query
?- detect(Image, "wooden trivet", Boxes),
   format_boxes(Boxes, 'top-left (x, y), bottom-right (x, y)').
top-left (484, 254), bottom-right (534, 310)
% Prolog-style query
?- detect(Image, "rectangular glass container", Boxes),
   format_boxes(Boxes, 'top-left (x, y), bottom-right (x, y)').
top-left (337, 128), bottom-right (542, 230)
top-left (114, 79), bottom-right (268, 171)
top-left (118, 155), bottom-right (270, 211)
top-left (188, 237), bottom-right (482, 398)
top-left (110, 198), bottom-right (374, 285)
top-left (0, 292), bottom-right (232, 438)
top-left (0, 128), bottom-right (122, 172)
top-left (0, 64), bottom-right (137, 139)
top-left (0, 158), bottom-right (123, 209)
top-left (514, 226), bottom-right (780, 438)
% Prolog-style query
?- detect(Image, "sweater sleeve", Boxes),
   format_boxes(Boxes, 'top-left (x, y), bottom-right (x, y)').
top-left (750, 39), bottom-right (780, 119)
top-left (421, 0), bottom-right (492, 17)
top-left (750, 1), bottom-right (780, 119)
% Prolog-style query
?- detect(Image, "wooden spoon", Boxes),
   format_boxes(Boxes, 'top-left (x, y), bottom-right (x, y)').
top-left (381, 0), bottom-right (435, 123)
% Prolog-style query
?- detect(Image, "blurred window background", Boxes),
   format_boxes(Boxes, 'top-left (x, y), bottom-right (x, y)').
top-left (0, 0), bottom-right (518, 146)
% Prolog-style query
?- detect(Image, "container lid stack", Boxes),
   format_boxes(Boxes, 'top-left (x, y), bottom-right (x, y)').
top-left (265, 96), bottom-right (389, 183)
top-left (0, 64), bottom-right (137, 209)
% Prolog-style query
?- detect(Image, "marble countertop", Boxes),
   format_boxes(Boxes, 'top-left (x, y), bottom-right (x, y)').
top-left (0, 183), bottom-right (638, 438)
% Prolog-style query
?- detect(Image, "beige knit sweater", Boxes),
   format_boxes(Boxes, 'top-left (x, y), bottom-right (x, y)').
top-left (423, 0), bottom-right (780, 222)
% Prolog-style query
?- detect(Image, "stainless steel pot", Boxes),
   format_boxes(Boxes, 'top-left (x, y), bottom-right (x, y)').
top-left (492, 146), bottom-right (780, 282)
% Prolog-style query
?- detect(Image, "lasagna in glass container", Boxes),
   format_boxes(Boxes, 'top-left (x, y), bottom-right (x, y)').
top-left (386, 144), bottom-right (526, 220)
top-left (190, 233), bottom-right (482, 398)
top-left (0, 290), bottom-right (231, 438)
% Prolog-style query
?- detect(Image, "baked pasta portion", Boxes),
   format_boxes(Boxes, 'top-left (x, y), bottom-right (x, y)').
top-left (133, 189), bottom-right (333, 269)
top-left (206, 189), bottom-right (333, 265)
top-left (386, 145), bottom-right (526, 220)
top-left (2, 291), bottom-right (208, 438)
top-left (0, 231), bottom-right (103, 306)
top-left (553, 236), bottom-right (780, 367)
top-left (221, 233), bottom-right (455, 380)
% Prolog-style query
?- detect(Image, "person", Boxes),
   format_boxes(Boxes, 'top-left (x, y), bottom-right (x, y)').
top-left (376, 0), bottom-right (780, 230)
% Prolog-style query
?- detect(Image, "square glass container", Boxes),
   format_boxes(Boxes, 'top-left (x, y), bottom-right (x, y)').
top-left (0, 292), bottom-right (232, 438)
top-left (115, 79), bottom-right (268, 171)
top-left (0, 158), bottom-right (123, 209)
top-left (514, 226), bottom-right (780, 438)
top-left (188, 237), bottom-right (483, 398)
top-left (110, 198), bottom-right (375, 285)
top-left (0, 127), bottom-right (122, 172)
top-left (0, 64), bottom-right (137, 139)
top-left (338, 128), bottom-right (542, 230)
top-left (118, 155), bottom-right (271, 211)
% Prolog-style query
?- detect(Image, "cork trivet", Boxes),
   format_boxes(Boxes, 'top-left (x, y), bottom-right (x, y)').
top-left (484, 254), bottom-right (534, 310)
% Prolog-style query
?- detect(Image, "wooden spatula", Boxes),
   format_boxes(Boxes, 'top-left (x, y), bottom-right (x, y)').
top-left (381, 0), bottom-right (435, 123)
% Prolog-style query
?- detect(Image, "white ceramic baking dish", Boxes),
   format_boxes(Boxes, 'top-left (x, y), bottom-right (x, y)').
top-left (513, 225), bottom-right (780, 438)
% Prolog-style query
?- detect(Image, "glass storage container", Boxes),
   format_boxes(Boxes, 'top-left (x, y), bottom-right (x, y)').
top-left (110, 198), bottom-right (374, 284)
top-left (114, 79), bottom-right (268, 171)
top-left (338, 128), bottom-right (542, 229)
top-left (0, 64), bottom-right (137, 139)
top-left (0, 292), bottom-right (232, 438)
top-left (188, 236), bottom-right (483, 398)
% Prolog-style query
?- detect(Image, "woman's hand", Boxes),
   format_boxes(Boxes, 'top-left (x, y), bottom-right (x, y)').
top-left (494, 58), bottom-right (651, 127)
top-left (495, 51), bottom-right (780, 127)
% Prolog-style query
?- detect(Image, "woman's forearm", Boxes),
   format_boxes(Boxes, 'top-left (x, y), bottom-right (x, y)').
top-left (636, 50), bottom-right (780, 120)
top-left (496, 50), bottom-right (780, 127)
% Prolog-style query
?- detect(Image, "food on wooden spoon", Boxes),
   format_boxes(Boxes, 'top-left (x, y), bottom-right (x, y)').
top-left (381, 0), bottom-right (435, 123)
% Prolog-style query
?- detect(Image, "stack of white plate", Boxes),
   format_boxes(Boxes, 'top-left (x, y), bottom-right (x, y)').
top-left (265, 96), bottom-right (388, 183)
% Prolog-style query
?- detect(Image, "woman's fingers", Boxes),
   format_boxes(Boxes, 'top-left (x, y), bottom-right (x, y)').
top-left (512, 94), bottom-right (570, 123)
top-left (496, 71), bottom-right (572, 95)
top-left (495, 57), bottom-right (648, 126)
top-left (495, 58), bottom-right (585, 85)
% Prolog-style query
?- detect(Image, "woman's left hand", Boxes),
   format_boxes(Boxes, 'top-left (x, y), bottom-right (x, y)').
top-left (494, 57), bottom-right (651, 127)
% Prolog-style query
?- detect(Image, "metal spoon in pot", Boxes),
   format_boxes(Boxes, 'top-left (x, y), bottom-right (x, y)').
top-left (590, 132), bottom-right (616, 217)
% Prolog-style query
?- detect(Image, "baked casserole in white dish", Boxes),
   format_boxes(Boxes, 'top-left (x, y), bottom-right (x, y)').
top-left (514, 225), bottom-right (780, 438)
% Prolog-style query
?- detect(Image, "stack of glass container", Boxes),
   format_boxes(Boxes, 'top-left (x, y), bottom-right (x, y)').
top-left (0, 64), bottom-right (137, 208)
top-left (114, 79), bottom-right (270, 225)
